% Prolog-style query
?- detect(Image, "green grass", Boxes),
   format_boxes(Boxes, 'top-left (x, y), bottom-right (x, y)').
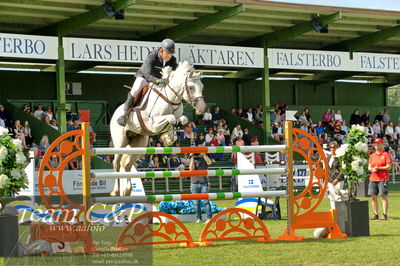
top-left (3, 183), bottom-right (400, 266)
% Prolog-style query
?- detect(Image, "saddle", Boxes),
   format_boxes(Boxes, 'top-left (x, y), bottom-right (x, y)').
top-left (124, 84), bottom-right (151, 108)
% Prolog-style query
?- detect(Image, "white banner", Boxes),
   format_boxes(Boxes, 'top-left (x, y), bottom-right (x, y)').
top-left (64, 37), bottom-right (263, 68)
top-left (0, 33), bottom-right (58, 59)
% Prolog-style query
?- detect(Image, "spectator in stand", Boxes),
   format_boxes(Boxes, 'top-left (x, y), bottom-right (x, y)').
top-left (242, 128), bottom-right (251, 146)
top-left (68, 157), bottom-right (80, 170)
top-left (372, 120), bottom-right (382, 137)
top-left (215, 121), bottom-right (224, 133)
top-left (209, 135), bottom-right (222, 161)
top-left (365, 122), bottom-right (373, 137)
top-left (389, 148), bottom-right (400, 174)
top-left (235, 135), bottom-right (244, 146)
top-left (212, 107), bottom-right (222, 125)
top-left (196, 134), bottom-right (206, 146)
top-left (148, 155), bottom-right (160, 168)
top-left (181, 154), bottom-right (191, 167)
top-left (49, 155), bottom-right (60, 169)
top-left (333, 121), bottom-right (342, 135)
top-left (360, 111), bottom-right (370, 125)
top-left (349, 109), bottom-right (361, 125)
top-left (39, 135), bottom-right (50, 155)
top-left (231, 124), bottom-right (243, 141)
top-left (0, 117), bottom-right (5, 129)
top-left (223, 124), bottom-right (231, 145)
top-left (244, 108), bottom-right (254, 123)
top-left (395, 122), bottom-right (400, 143)
top-left (333, 134), bottom-right (343, 145)
top-left (298, 111), bottom-right (308, 125)
top-left (13, 120), bottom-right (28, 149)
top-left (0, 105), bottom-right (12, 129)
top-left (334, 110), bottom-right (343, 122)
top-left (385, 121), bottom-right (396, 143)
top-left (254, 108), bottom-right (262, 125)
top-left (300, 120), bottom-right (308, 134)
top-left (374, 111), bottom-right (384, 123)
top-left (73, 120), bottom-right (81, 130)
top-left (205, 128), bottom-right (214, 145)
top-left (270, 110), bottom-right (277, 124)
top-left (216, 129), bottom-right (226, 146)
top-left (50, 119), bottom-right (58, 130)
top-left (271, 123), bottom-right (279, 140)
top-left (66, 108), bottom-right (79, 122)
top-left (22, 120), bottom-right (33, 147)
top-left (43, 115), bottom-right (51, 126)
top-left (66, 119), bottom-right (74, 132)
top-left (322, 109), bottom-right (332, 126)
top-left (236, 108), bottom-right (244, 118)
top-left (137, 154), bottom-right (149, 169)
top-left (169, 154), bottom-right (185, 171)
top-left (45, 106), bottom-right (54, 120)
top-left (230, 107), bottom-right (236, 115)
top-left (33, 105), bottom-right (45, 120)
top-left (304, 108), bottom-right (312, 123)
top-left (382, 108), bottom-right (390, 125)
top-left (315, 121), bottom-right (325, 138)
top-left (202, 107), bottom-right (213, 128)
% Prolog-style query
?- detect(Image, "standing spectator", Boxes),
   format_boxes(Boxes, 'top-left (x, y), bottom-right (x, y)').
top-left (385, 121), bottom-right (396, 142)
top-left (39, 135), bottom-right (50, 155)
top-left (368, 138), bottom-right (390, 220)
top-left (326, 141), bottom-right (345, 209)
top-left (45, 106), bottom-right (54, 120)
top-left (22, 121), bottom-right (33, 147)
top-left (349, 109), bottom-right (361, 125)
top-left (245, 108), bottom-right (254, 123)
top-left (13, 120), bottom-right (27, 149)
top-left (202, 108), bottom-right (213, 128)
top-left (33, 105), bottom-right (45, 120)
top-left (372, 120), bottom-right (382, 137)
top-left (189, 153), bottom-right (213, 223)
top-left (360, 111), bottom-right (370, 125)
top-left (212, 107), bottom-right (222, 125)
top-left (223, 124), bottom-right (231, 146)
top-left (334, 110), bottom-right (343, 122)
top-left (0, 105), bottom-right (12, 129)
top-left (382, 109), bottom-right (390, 125)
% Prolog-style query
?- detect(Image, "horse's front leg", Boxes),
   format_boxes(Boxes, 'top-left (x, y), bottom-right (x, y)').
top-left (177, 115), bottom-right (188, 126)
top-left (151, 115), bottom-right (176, 133)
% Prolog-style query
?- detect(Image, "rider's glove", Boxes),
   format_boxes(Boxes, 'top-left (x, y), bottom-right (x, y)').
top-left (157, 78), bottom-right (169, 85)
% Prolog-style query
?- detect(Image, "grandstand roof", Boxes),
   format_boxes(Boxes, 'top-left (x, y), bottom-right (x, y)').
top-left (1, 0), bottom-right (400, 82)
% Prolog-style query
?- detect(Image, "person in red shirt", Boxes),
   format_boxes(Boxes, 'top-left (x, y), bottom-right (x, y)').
top-left (368, 138), bottom-right (391, 220)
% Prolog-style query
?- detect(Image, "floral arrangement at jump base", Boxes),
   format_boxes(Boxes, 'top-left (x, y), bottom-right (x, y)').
top-left (0, 127), bottom-right (28, 215)
top-left (335, 125), bottom-right (369, 200)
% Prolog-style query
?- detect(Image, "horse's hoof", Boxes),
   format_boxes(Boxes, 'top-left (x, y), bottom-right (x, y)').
top-left (123, 188), bottom-right (132, 196)
top-left (110, 190), bottom-right (120, 196)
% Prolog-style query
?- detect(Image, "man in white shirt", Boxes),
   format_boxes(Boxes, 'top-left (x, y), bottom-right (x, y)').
top-left (246, 108), bottom-right (254, 123)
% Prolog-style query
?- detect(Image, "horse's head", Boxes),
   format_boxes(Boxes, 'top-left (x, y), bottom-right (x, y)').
top-left (166, 61), bottom-right (206, 115)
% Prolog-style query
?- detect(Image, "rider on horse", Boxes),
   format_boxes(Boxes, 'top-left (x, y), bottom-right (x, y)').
top-left (117, 39), bottom-right (178, 126)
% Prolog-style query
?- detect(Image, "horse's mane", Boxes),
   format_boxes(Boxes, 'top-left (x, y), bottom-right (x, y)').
top-left (161, 60), bottom-right (194, 79)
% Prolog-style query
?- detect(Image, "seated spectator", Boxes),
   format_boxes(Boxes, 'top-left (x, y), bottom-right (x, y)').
top-left (300, 121), bottom-right (308, 133)
top-left (202, 108), bottom-right (213, 128)
top-left (236, 108), bottom-right (245, 118)
top-left (231, 124), bottom-right (243, 139)
top-left (242, 128), bottom-right (251, 146)
top-left (374, 111), bottom-right (383, 123)
top-left (315, 121), bottom-right (325, 137)
top-left (68, 157), bottom-right (80, 170)
top-left (385, 121), bottom-right (397, 142)
top-left (254, 108), bottom-right (262, 125)
top-left (360, 111), bottom-right (370, 124)
top-left (322, 109), bottom-right (332, 126)
top-left (251, 136), bottom-right (259, 146)
top-left (333, 134), bottom-right (343, 146)
top-left (45, 106), bottom-right (54, 120)
top-left (66, 119), bottom-right (74, 132)
top-left (298, 111), bottom-right (308, 125)
top-left (148, 155), bottom-right (160, 168)
top-left (49, 155), bottom-right (60, 169)
top-left (365, 122), bottom-right (373, 137)
top-left (223, 124), bottom-right (231, 146)
top-left (216, 129), bottom-right (226, 146)
top-left (33, 105), bottom-right (45, 120)
top-left (137, 154), bottom-right (149, 169)
top-left (196, 134), bottom-right (206, 146)
top-left (0, 118), bottom-right (5, 129)
top-left (39, 135), bottom-right (50, 155)
top-left (372, 120), bottom-right (382, 137)
top-left (0, 105), bottom-right (12, 129)
top-left (230, 107), bottom-right (236, 115)
top-left (334, 110), bottom-right (342, 122)
top-left (212, 107), bottom-right (222, 125)
top-left (169, 154), bottom-right (185, 171)
top-left (304, 108), bottom-right (312, 123)
top-left (13, 120), bottom-right (28, 149)
top-left (349, 109), bottom-right (360, 125)
top-left (244, 108), bottom-right (254, 123)
top-left (210, 135), bottom-right (222, 161)
top-left (395, 122), bottom-right (400, 142)
top-left (181, 154), bottom-right (191, 167)
top-left (66, 108), bottom-right (79, 121)
top-left (333, 121), bottom-right (342, 135)
top-left (235, 135), bottom-right (244, 146)
top-left (22, 120), bottom-right (33, 147)
top-left (383, 108), bottom-right (390, 125)
top-left (205, 128), bottom-right (214, 145)
top-left (43, 115), bottom-right (51, 126)
top-left (73, 120), bottom-right (81, 130)
top-left (50, 119), bottom-right (58, 130)
top-left (89, 126), bottom-right (97, 145)
top-left (215, 121), bottom-right (225, 133)
top-left (254, 152), bottom-right (263, 164)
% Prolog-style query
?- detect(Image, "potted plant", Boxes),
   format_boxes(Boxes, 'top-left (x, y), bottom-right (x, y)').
top-left (0, 127), bottom-right (28, 257)
top-left (334, 125), bottom-right (370, 237)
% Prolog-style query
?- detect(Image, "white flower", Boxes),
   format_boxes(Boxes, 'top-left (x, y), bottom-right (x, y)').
top-left (15, 152), bottom-right (26, 165)
top-left (10, 168), bottom-right (22, 179)
top-left (335, 144), bottom-right (349, 157)
top-left (11, 139), bottom-right (23, 151)
top-left (355, 166), bottom-right (364, 176)
top-left (361, 158), bottom-right (368, 165)
top-left (0, 174), bottom-right (8, 188)
top-left (356, 125), bottom-right (366, 132)
top-left (0, 127), bottom-right (8, 136)
top-left (0, 146), bottom-right (8, 161)
top-left (354, 142), bottom-right (368, 153)
top-left (351, 160), bottom-right (360, 171)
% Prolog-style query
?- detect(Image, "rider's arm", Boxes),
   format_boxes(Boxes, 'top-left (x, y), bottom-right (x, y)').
top-left (141, 52), bottom-right (160, 83)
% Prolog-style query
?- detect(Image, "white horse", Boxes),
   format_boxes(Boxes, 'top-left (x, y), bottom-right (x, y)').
top-left (109, 61), bottom-right (206, 196)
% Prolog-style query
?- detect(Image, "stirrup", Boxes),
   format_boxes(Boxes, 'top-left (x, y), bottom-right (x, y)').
top-left (117, 115), bottom-right (127, 126)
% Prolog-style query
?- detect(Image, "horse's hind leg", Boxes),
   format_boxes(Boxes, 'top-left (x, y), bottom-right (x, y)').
top-left (110, 125), bottom-right (129, 196)
top-left (120, 135), bottom-right (149, 196)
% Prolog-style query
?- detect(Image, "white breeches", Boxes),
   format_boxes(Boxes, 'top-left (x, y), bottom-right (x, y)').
top-left (130, 77), bottom-right (149, 97)
top-left (328, 182), bottom-right (342, 209)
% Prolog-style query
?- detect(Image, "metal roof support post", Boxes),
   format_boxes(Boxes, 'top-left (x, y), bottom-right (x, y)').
top-left (56, 36), bottom-right (67, 134)
top-left (262, 43), bottom-right (271, 145)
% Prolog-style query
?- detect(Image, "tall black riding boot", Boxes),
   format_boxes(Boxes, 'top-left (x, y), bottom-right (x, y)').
top-left (117, 93), bottom-right (135, 126)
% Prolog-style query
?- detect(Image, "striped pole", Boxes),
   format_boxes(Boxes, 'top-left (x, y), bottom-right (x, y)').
top-left (91, 145), bottom-right (286, 155)
top-left (92, 190), bottom-right (287, 204)
top-left (91, 168), bottom-right (286, 180)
